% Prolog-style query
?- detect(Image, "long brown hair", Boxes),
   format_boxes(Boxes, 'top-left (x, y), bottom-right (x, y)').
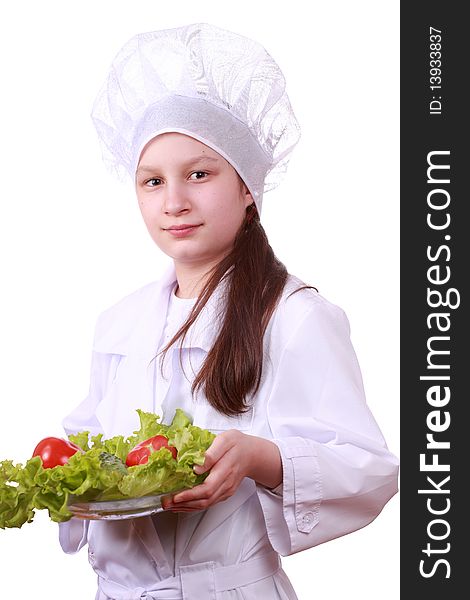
top-left (155, 198), bottom-right (316, 416)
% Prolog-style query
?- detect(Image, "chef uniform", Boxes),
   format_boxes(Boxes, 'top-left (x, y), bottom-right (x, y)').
top-left (59, 263), bottom-right (398, 599)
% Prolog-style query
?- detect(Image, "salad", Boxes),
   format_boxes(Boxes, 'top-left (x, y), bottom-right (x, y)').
top-left (0, 409), bottom-right (215, 529)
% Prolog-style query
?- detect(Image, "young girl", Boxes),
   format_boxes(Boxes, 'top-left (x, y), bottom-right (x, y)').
top-left (59, 23), bottom-right (399, 600)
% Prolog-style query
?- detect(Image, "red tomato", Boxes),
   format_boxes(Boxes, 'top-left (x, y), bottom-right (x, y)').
top-left (32, 437), bottom-right (82, 469)
top-left (126, 435), bottom-right (177, 466)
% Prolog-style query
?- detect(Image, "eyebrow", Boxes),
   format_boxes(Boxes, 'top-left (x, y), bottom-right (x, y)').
top-left (136, 155), bottom-right (220, 173)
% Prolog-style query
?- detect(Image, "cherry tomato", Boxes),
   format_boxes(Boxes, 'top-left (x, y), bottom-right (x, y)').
top-left (32, 437), bottom-right (82, 469)
top-left (126, 435), bottom-right (177, 466)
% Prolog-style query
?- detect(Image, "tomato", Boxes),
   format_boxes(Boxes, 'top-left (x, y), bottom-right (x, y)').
top-left (126, 435), bottom-right (177, 466)
top-left (32, 437), bottom-right (82, 469)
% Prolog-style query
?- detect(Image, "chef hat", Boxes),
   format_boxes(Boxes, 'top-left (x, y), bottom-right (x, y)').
top-left (91, 22), bottom-right (301, 214)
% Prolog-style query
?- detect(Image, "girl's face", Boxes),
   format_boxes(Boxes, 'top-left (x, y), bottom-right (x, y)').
top-left (135, 132), bottom-right (253, 271)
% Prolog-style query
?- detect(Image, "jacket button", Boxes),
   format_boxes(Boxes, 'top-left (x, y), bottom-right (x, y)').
top-left (302, 512), bottom-right (314, 524)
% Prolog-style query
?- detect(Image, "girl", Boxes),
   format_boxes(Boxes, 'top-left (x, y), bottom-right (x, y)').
top-left (59, 23), bottom-right (399, 600)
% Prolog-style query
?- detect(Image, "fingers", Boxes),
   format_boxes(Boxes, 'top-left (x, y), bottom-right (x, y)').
top-left (193, 432), bottom-right (235, 475)
top-left (165, 466), bottom-right (235, 511)
top-left (166, 487), bottom-right (232, 511)
top-left (162, 430), bottom-right (246, 512)
top-left (172, 480), bottom-right (212, 504)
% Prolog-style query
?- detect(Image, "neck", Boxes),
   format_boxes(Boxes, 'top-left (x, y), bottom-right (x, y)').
top-left (173, 260), bottom-right (219, 299)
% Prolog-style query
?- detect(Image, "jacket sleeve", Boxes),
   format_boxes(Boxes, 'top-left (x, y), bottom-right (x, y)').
top-left (58, 333), bottom-right (124, 554)
top-left (255, 299), bottom-right (399, 556)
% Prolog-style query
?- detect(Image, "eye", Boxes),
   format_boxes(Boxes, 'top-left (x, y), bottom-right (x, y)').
top-left (144, 178), bottom-right (162, 187)
top-left (189, 171), bottom-right (208, 180)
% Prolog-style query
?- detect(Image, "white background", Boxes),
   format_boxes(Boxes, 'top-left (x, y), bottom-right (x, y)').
top-left (0, 1), bottom-right (399, 598)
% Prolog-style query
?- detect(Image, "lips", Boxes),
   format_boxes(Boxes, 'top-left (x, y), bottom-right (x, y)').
top-left (165, 224), bottom-right (201, 231)
top-left (164, 224), bottom-right (202, 238)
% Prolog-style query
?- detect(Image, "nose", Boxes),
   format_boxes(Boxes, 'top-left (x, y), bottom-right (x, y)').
top-left (162, 180), bottom-right (191, 216)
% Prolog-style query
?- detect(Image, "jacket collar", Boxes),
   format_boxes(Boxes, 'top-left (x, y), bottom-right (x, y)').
top-left (126, 262), bottom-right (229, 360)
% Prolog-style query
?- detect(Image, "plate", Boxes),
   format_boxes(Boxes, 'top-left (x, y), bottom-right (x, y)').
top-left (67, 491), bottom-right (182, 521)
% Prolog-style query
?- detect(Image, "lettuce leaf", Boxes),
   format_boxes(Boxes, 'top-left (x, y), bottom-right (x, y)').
top-left (0, 409), bottom-right (216, 528)
top-left (0, 458), bottom-right (43, 529)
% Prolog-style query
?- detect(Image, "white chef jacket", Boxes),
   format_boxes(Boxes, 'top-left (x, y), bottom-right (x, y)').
top-left (58, 263), bottom-right (399, 600)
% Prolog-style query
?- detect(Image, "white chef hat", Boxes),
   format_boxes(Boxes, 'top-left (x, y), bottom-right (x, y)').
top-left (91, 22), bottom-right (301, 214)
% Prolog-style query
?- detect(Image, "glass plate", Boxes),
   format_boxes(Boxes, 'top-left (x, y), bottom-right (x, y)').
top-left (67, 490), bottom-right (183, 521)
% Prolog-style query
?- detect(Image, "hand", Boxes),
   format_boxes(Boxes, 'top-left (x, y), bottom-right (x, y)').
top-left (162, 430), bottom-right (282, 512)
top-left (162, 429), bottom-right (251, 512)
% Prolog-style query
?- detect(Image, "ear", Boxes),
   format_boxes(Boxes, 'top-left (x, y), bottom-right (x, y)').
top-left (243, 186), bottom-right (254, 209)
top-left (238, 175), bottom-right (254, 208)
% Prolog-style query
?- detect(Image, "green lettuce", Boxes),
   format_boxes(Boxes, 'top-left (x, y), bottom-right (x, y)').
top-left (0, 409), bottom-right (215, 529)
